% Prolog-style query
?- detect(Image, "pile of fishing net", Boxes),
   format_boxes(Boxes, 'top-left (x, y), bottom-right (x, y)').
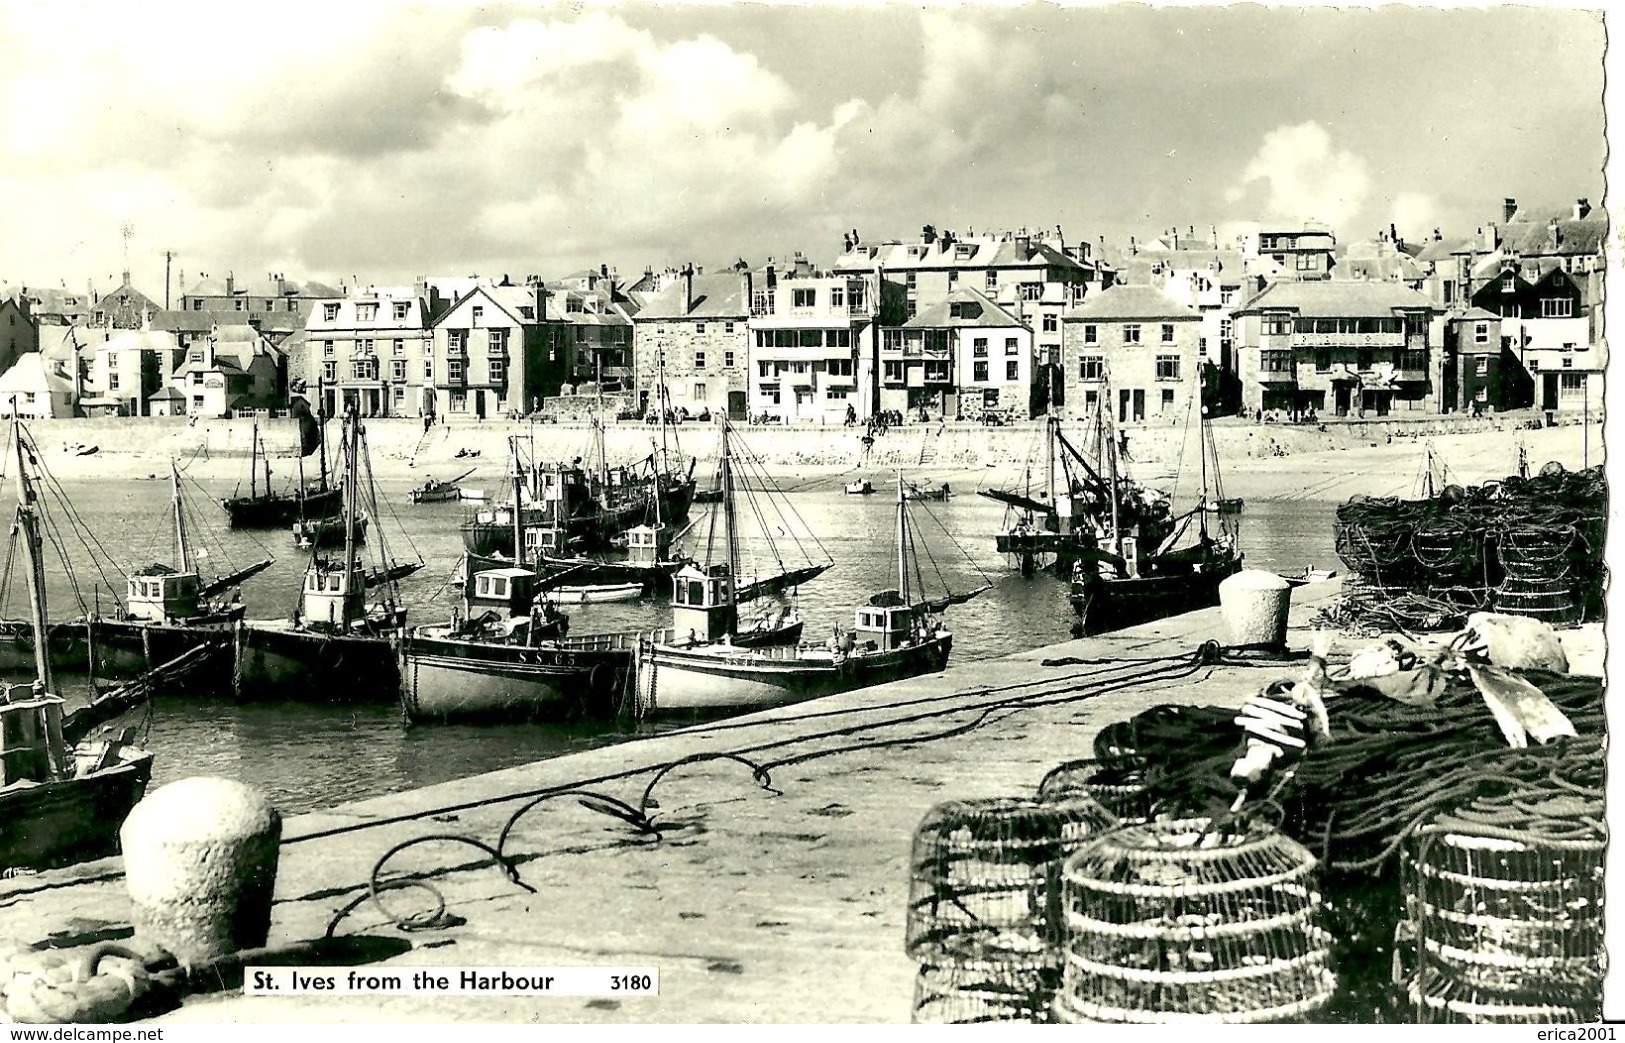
top-left (1324, 464), bottom-right (1606, 632)
top-left (1072, 622), bottom-right (1603, 1021)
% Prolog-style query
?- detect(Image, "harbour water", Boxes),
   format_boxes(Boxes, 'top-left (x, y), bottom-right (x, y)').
top-left (11, 474), bottom-right (1337, 813)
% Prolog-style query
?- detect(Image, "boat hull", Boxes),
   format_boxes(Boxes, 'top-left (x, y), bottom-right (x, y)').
top-left (0, 752), bottom-right (154, 871)
top-left (233, 622), bottom-right (400, 703)
top-left (221, 487), bottom-right (343, 529)
top-left (1070, 552), bottom-right (1244, 635)
top-left (0, 620), bottom-right (93, 675)
top-left (399, 632), bottom-right (636, 723)
top-left (90, 618), bottom-right (238, 692)
top-left (636, 633), bottom-right (952, 713)
top-left (408, 486), bottom-right (461, 504)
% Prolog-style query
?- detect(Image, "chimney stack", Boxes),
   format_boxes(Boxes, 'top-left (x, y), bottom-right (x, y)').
top-left (680, 264), bottom-right (694, 315)
top-left (922, 224), bottom-right (937, 246)
top-left (1548, 222), bottom-right (1562, 249)
top-left (1574, 198), bottom-right (1591, 220)
top-left (226, 271), bottom-right (235, 296)
top-left (741, 268), bottom-right (754, 313)
top-left (1503, 198), bottom-right (1518, 224)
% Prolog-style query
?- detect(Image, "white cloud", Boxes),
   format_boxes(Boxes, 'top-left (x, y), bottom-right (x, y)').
top-left (1228, 121), bottom-right (1371, 229)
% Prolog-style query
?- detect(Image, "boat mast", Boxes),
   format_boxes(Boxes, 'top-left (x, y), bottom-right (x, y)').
top-left (340, 411), bottom-right (360, 635)
top-left (261, 428), bottom-right (272, 497)
top-left (657, 350), bottom-right (670, 475)
top-left (720, 421), bottom-right (738, 607)
top-left (172, 460), bottom-right (190, 574)
top-left (316, 375), bottom-right (330, 492)
top-left (896, 470), bottom-right (909, 604)
top-left (1198, 403), bottom-right (1210, 540)
top-left (249, 418), bottom-right (258, 499)
top-left (1045, 415), bottom-right (1057, 510)
top-left (12, 418), bottom-right (52, 693)
top-left (511, 437), bottom-right (526, 569)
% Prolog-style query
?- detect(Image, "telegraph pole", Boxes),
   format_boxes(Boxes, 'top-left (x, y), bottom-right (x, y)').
top-left (164, 251), bottom-right (174, 310)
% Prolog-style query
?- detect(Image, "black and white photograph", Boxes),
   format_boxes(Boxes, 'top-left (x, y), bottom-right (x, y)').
top-left (0, 0), bottom-right (1612, 1028)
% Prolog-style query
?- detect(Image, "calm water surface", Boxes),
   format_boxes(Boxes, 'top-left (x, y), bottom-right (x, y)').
top-left (16, 474), bottom-right (1336, 812)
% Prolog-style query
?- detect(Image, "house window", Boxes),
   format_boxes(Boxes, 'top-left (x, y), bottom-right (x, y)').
top-left (471, 305), bottom-right (484, 325)
top-left (1020, 283), bottom-right (1042, 301)
top-left (1315, 349), bottom-right (1331, 372)
top-left (490, 360), bottom-right (506, 383)
top-left (906, 301), bottom-right (917, 319)
top-left (724, 322), bottom-right (735, 333)
top-left (392, 360), bottom-right (407, 381)
top-left (393, 339), bottom-right (405, 355)
top-left (1161, 324), bottom-right (1175, 343)
top-left (1542, 298), bottom-right (1575, 318)
top-left (724, 350), bottom-right (735, 368)
top-left (448, 330), bottom-right (467, 354)
top-left (1529, 359), bottom-right (1540, 371)
top-left (1043, 314), bottom-right (1058, 333)
top-left (1357, 349), bottom-right (1373, 370)
top-left (1260, 350), bottom-right (1292, 373)
top-left (826, 388), bottom-right (848, 400)
top-left (1561, 373), bottom-right (1584, 390)
top-left (424, 358), bottom-right (433, 379)
top-left (973, 338), bottom-right (988, 357)
top-left (693, 382), bottom-right (707, 401)
top-left (323, 303), bottom-right (340, 321)
top-left (1220, 289), bottom-right (1235, 306)
top-left (973, 361), bottom-right (989, 382)
top-left (357, 339), bottom-right (374, 356)
top-left (1123, 325), bottom-right (1142, 344)
top-left (1476, 357), bottom-right (1489, 376)
top-left (794, 288), bottom-right (816, 308)
top-left (694, 351), bottom-right (706, 370)
top-left (489, 329), bottom-right (508, 354)
top-left (448, 360), bottom-right (464, 382)
top-left (192, 395), bottom-right (204, 410)
top-left (1474, 323), bottom-right (1489, 345)
top-left (1079, 356), bottom-right (1104, 381)
top-left (574, 327), bottom-right (587, 343)
top-left (696, 323), bottom-right (706, 334)
top-left (451, 392), bottom-right (467, 411)
top-left (883, 361), bottom-right (904, 382)
top-left (1156, 356), bottom-right (1181, 381)
top-left (985, 270), bottom-right (998, 290)
top-left (234, 299), bottom-right (245, 311)
top-left (109, 372), bottom-right (120, 390)
top-left (1006, 361), bottom-right (1019, 381)
top-left (357, 303), bottom-right (379, 322)
top-left (323, 361), bottom-right (337, 382)
top-left (1083, 324), bottom-right (1097, 343)
top-left (323, 341), bottom-right (335, 356)
top-left (393, 387), bottom-right (406, 406)
top-left (1005, 337), bottom-right (1019, 355)
top-left (1562, 357), bottom-right (1574, 369)
top-left (904, 273), bottom-right (917, 290)
top-left (1220, 319), bottom-right (1233, 341)
top-left (1263, 313), bottom-right (1292, 336)
top-left (1295, 253), bottom-right (1316, 271)
top-left (392, 302), bottom-right (410, 321)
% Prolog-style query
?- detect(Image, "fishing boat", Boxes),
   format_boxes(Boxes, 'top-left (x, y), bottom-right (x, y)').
top-left (905, 481), bottom-right (952, 502)
top-left (234, 411), bottom-right (422, 702)
top-left (541, 581), bottom-right (643, 604)
top-left (634, 471), bottom-right (985, 715)
top-left (292, 511), bottom-right (369, 549)
top-left (398, 471), bottom-right (639, 724)
top-left (845, 479), bottom-right (874, 496)
top-left (0, 417), bottom-right (154, 870)
top-left (1067, 400), bottom-right (1243, 636)
top-left (89, 462), bottom-right (274, 691)
top-left (408, 467), bottom-right (477, 505)
top-left (219, 412), bottom-right (342, 529)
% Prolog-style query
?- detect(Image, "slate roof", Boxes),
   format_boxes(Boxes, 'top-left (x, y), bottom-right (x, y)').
top-left (1233, 280), bottom-right (1439, 317)
top-left (1062, 284), bottom-right (1201, 322)
top-left (632, 272), bottom-right (749, 320)
top-left (831, 235), bottom-right (1093, 275)
top-left (902, 288), bottom-right (1027, 329)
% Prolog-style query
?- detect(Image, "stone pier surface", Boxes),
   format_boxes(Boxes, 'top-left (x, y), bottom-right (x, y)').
top-left (0, 581), bottom-right (1600, 1024)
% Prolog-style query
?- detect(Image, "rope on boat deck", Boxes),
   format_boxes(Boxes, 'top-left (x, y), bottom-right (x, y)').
top-left (320, 644), bottom-right (1216, 937)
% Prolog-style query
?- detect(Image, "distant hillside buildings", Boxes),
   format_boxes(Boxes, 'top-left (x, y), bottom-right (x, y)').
top-left (0, 197), bottom-right (1604, 421)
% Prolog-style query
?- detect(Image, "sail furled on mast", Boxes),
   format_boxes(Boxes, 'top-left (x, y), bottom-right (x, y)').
top-left (289, 382), bottom-right (323, 457)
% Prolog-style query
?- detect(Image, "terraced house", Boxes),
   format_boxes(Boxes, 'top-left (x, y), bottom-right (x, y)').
top-left (547, 268), bottom-right (636, 391)
top-left (304, 286), bottom-right (444, 418)
top-left (429, 283), bottom-right (565, 419)
top-left (880, 289), bottom-right (1032, 420)
top-left (747, 269), bottom-right (898, 424)
top-left (631, 268), bottom-right (750, 419)
top-left (1233, 282), bottom-right (1443, 416)
top-left (1060, 284), bottom-right (1202, 424)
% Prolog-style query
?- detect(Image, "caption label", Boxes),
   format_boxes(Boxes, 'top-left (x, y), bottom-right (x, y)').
top-left (246, 967), bottom-right (658, 996)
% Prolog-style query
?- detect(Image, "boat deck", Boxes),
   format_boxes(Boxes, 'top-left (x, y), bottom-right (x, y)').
top-left (3, 581), bottom-right (1605, 1024)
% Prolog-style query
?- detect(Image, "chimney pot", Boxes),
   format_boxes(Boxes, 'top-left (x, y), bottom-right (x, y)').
top-left (1574, 198), bottom-right (1590, 220)
top-left (1503, 198), bottom-right (1518, 223)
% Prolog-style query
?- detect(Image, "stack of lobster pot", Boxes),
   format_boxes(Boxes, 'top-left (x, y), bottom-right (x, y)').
top-left (905, 796), bottom-right (1117, 1023)
top-left (1055, 816), bottom-right (1337, 1024)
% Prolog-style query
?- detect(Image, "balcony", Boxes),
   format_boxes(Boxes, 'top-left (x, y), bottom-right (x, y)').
top-left (1256, 369), bottom-right (1298, 384)
top-left (1293, 331), bottom-right (1405, 348)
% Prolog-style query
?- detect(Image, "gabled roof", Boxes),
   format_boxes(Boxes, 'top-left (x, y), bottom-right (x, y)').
top-left (1501, 216), bottom-right (1607, 258)
top-left (0, 353), bottom-right (73, 395)
top-left (148, 387), bottom-right (185, 401)
top-left (831, 235), bottom-right (1093, 274)
top-left (902, 288), bottom-right (1026, 329)
top-left (1233, 280), bottom-right (1438, 317)
top-left (1062, 284), bottom-right (1200, 322)
top-left (1447, 306), bottom-right (1500, 322)
top-left (632, 272), bottom-right (748, 320)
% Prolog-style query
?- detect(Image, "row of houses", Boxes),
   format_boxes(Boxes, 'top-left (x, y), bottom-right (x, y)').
top-left (0, 198), bottom-right (1604, 422)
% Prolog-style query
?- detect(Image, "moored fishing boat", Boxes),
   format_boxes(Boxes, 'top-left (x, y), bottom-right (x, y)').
top-left (408, 467), bottom-right (477, 505)
top-left (220, 395), bottom-right (342, 528)
top-left (293, 511), bottom-right (369, 550)
top-left (1067, 399), bottom-right (1243, 636)
top-left (234, 411), bottom-right (421, 702)
top-left (0, 417), bottom-right (154, 870)
top-left (635, 471), bottom-right (984, 715)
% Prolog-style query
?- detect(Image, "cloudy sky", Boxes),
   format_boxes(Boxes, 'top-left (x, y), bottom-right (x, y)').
top-left (0, 2), bottom-right (1605, 299)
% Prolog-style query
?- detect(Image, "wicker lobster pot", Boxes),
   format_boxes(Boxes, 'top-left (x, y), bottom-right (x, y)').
top-left (911, 955), bottom-right (1062, 1024)
top-left (1037, 758), bottom-right (1153, 823)
top-left (1399, 825), bottom-right (1604, 1024)
top-left (906, 796), bottom-right (1119, 966)
top-left (1055, 818), bottom-right (1336, 1024)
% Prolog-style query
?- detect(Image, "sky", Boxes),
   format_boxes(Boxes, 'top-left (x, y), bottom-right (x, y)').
top-left (0, 2), bottom-right (1606, 300)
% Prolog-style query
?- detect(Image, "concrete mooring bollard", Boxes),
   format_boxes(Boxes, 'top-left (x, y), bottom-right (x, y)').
top-left (121, 777), bottom-right (282, 965)
top-left (1219, 570), bottom-right (1293, 650)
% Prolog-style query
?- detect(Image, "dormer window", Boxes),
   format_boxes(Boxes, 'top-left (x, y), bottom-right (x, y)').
top-left (392, 302), bottom-right (410, 321)
top-left (323, 303), bottom-right (340, 321)
top-left (471, 305), bottom-right (484, 325)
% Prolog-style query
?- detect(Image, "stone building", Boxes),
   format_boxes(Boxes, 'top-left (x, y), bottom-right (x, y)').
top-left (1061, 284), bottom-right (1203, 424)
top-left (631, 268), bottom-right (750, 419)
top-left (304, 285), bottom-right (443, 418)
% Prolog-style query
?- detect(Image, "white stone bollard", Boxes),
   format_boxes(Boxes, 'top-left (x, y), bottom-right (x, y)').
top-left (1219, 570), bottom-right (1293, 650)
top-left (121, 777), bottom-right (282, 965)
